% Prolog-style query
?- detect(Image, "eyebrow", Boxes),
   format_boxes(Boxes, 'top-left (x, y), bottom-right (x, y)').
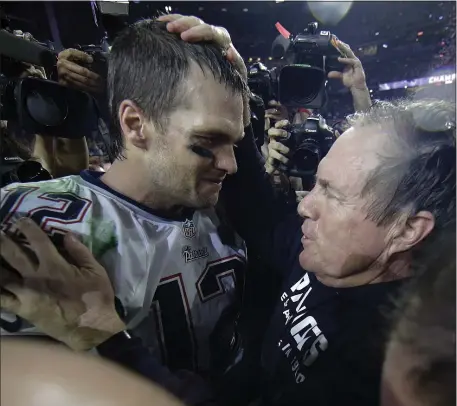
top-left (316, 176), bottom-right (345, 198)
top-left (192, 128), bottom-right (243, 144)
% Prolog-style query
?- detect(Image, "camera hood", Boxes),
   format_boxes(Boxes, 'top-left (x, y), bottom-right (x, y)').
top-left (278, 65), bottom-right (327, 108)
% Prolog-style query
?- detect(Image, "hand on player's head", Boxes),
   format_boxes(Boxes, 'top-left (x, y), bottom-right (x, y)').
top-left (0, 218), bottom-right (125, 350)
top-left (157, 14), bottom-right (250, 126)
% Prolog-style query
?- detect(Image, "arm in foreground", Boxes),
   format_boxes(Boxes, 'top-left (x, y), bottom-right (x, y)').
top-left (0, 219), bottom-right (214, 405)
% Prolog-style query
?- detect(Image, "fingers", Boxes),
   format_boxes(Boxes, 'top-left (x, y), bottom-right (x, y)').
top-left (57, 59), bottom-right (100, 83)
top-left (328, 71), bottom-right (343, 80)
top-left (157, 13), bottom-right (185, 23)
top-left (338, 41), bottom-right (357, 59)
top-left (180, 24), bottom-right (230, 48)
top-left (296, 191), bottom-right (309, 203)
top-left (275, 120), bottom-right (289, 129)
top-left (14, 218), bottom-right (60, 269)
top-left (58, 48), bottom-right (93, 64)
top-left (0, 290), bottom-right (20, 314)
top-left (268, 128), bottom-right (288, 139)
top-left (268, 142), bottom-right (290, 165)
top-left (63, 233), bottom-right (99, 271)
top-left (269, 140), bottom-right (290, 155)
top-left (337, 57), bottom-right (359, 67)
top-left (0, 231), bottom-right (35, 277)
top-left (165, 15), bottom-right (204, 35)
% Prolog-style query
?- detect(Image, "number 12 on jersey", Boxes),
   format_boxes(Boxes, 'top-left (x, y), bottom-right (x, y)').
top-left (150, 256), bottom-right (245, 372)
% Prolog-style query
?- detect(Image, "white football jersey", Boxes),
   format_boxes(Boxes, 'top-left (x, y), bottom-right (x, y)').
top-left (0, 171), bottom-right (247, 372)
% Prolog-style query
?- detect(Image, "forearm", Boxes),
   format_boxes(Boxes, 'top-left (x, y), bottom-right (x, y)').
top-left (221, 124), bottom-right (295, 254)
top-left (351, 87), bottom-right (372, 113)
top-left (97, 332), bottom-right (215, 406)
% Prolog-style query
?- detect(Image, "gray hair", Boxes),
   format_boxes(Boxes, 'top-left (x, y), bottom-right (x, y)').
top-left (346, 99), bottom-right (456, 230)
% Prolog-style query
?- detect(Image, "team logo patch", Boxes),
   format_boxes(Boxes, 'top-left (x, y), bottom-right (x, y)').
top-left (182, 245), bottom-right (209, 263)
top-left (182, 219), bottom-right (196, 239)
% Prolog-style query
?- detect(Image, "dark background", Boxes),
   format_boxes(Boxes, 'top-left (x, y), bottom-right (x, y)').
top-left (1, 1), bottom-right (455, 120)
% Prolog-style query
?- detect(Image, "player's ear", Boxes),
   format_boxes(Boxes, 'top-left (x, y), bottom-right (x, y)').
top-left (118, 100), bottom-right (148, 150)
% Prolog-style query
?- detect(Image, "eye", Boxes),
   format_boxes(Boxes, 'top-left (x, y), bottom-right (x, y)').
top-left (197, 136), bottom-right (216, 147)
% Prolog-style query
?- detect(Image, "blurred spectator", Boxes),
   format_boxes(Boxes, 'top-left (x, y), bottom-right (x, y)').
top-left (382, 229), bottom-right (456, 406)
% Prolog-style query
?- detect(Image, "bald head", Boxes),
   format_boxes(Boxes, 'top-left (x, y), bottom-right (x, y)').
top-left (1, 339), bottom-right (183, 406)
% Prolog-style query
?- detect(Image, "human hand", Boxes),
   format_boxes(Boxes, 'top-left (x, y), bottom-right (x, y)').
top-left (265, 119), bottom-right (290, 175)
top-left (265, 100), bottom-right (289, 122)
top-left (328, 40), bottom-right (367, 92)
top-left (57, 48), bottom-right (104, 94)
top-left (157, 14), bottom-right (250, 126)
top-left (0, 218), bottom-right (125, 351)
top-left (19, 63), bottom-right (47, 80)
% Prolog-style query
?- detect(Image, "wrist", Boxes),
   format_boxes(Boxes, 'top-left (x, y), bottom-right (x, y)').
top-left (350, 85), bottom-right (370, 94)
top-left (66, 316), bottom-right (126, 351)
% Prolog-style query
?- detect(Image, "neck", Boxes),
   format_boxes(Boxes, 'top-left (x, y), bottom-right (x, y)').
top-left (99, 160), bottom-right (186, 217)
top-left (316, 252), bottom-right (413, 288)
top-left (370, 252), bottom-right (413, 284)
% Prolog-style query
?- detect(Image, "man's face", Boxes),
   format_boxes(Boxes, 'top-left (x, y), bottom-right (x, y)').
top-left (297, 126), bottom-right (394, 287)
top-left (141, 65), bottom-right (244, 209)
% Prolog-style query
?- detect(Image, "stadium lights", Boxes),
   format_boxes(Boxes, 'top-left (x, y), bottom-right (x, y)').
top-left (243, 8), bottom-right (248, 12)
top-left (248, 57), bottom-right (253, 62)
top-left (221, 8), bottom-right (227, 12)
top-left (165, 6), bottom-right (172, 12)
top-left (382, 44), bottom-right (388, 48)
top-left (268, 56), bottom-right (273, 60)
top-left (257, 57), bottom-right (261, 61)
top-left (375, 32), bottom-right (379, 36)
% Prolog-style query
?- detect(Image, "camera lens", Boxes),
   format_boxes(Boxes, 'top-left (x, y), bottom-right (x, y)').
top-left (294, 140), bottom-right (320, 173)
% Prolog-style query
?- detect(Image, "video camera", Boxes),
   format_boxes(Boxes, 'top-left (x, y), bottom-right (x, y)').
top-left (279, 114), bottom-right (336, 182)
top-left (0, 29), bottom-right (100, 139)
top-left (0, 28), bottom-right (102, 186)
top-left (248, 22), bottom-right (344, 109)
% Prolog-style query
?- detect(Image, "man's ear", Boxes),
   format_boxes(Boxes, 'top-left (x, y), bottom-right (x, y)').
top-left (118, 100), bottom-right (148, 150)
top-left (388, 211), bottom-right (435, 255)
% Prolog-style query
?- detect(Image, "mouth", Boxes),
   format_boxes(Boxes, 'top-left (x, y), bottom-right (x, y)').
top-left (202, 178), bottom-right (225, 191)
top-left (301, 224), bottom-right (314, 244)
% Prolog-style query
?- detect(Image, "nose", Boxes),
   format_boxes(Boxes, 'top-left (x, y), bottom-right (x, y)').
top-left (214, 146), bottom-right (238, 175)
top-left (297, 187), bottom-right (318, 220)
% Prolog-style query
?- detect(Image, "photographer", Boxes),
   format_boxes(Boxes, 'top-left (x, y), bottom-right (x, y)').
top-left (1, 31), bottom-right (90, 185)
top-left (263, 42), bottom-right (370, 197)
top-left (1, 14), bottom-right (455, 406)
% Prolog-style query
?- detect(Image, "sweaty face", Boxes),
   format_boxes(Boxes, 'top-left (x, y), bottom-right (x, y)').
top-left (297, 126), bottom-right (394, 287)
top-left (142, 65), bottom-right (244, 209)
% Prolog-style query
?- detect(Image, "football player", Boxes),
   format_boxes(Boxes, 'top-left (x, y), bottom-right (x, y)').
top-left (0, 19), bottom-right (248, 376)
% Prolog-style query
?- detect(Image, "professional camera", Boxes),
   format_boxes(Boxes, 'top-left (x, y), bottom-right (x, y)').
top-left (0, 29), bottom-right (102, 186)
top-left (0, 30), bottom-right (100, 139)
top-left (247, 62), bottom-right (279, 108)
top-left (248, 22), bottom-right (344, 109)
top-left (279, 114), bottom-right (336, 179)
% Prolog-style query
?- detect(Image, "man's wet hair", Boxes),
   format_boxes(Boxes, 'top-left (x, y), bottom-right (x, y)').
top-left (107, 19), bottom-right (248, 159)
top-left (347, 99), bottom-right (456, 232)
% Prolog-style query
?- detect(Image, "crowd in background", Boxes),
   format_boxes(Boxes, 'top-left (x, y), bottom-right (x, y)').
top-left (0, 4), bottom-right (455, 406)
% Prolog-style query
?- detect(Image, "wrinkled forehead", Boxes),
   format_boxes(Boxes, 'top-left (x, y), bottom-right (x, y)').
top-left (318, 126), bottom-right (389, 195)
